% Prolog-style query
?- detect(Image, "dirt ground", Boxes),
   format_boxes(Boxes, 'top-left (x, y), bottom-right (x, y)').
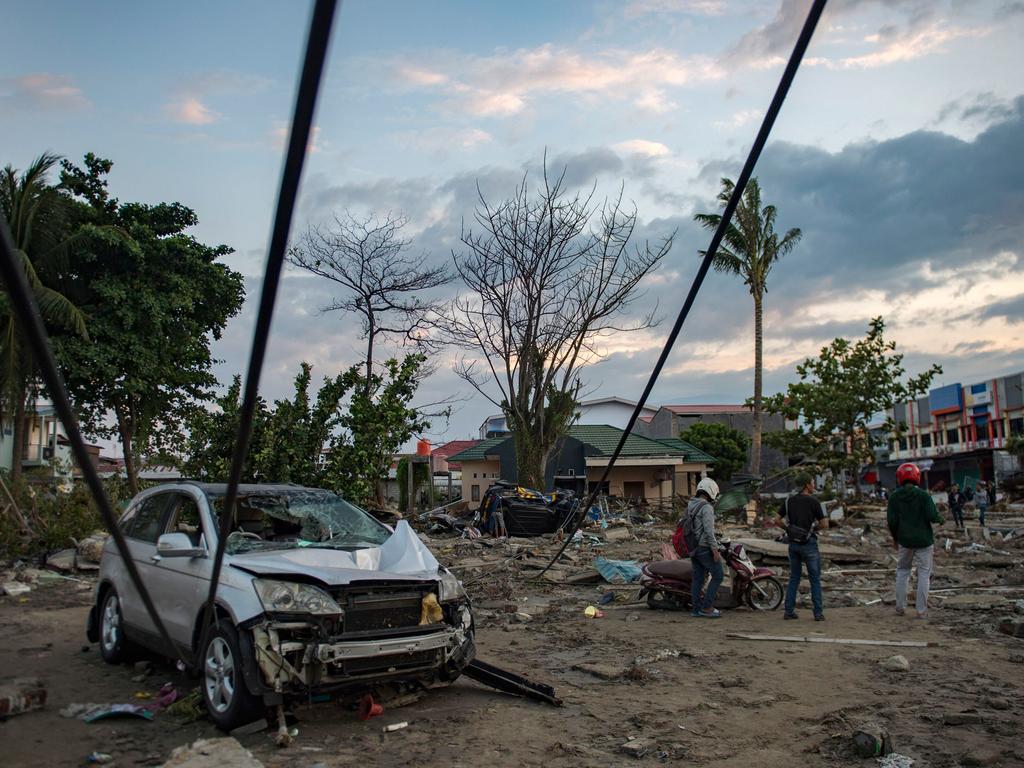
top-left (3, 507), bottom-right (1023, 768)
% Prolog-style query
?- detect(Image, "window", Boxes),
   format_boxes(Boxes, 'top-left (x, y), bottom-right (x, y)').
top-left (909, 436), bottom-right (917, 450)
top-left (898, 437), bottom-right (907, 451)
top-left (921, 433), bottom-right (932, 448)
top-left (472, 472), bottom-right (477, 478)
top-left (1010, 417), bottom-right (1024, 436)
top-left (166, 495), bottom-right (204, 546)
top-left (976, 421), bottom-right (989, 441)
top-left (946, 428), bottom-right (959, 445)
top-left (568, 468), bottom-right (576, 476)
top-left (471, 485), bottom-right (480, 502)
top-left (127, 495), bottom-right (170, 544)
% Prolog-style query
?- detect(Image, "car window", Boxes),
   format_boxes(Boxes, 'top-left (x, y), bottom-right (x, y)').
top-left (165, 494), bottom-right (204, 547)
top-left (127, 495), bottom-right (170, 544)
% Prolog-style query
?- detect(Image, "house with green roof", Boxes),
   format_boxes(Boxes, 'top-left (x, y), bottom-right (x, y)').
top-left (447, 424), bottom-right (715, 504)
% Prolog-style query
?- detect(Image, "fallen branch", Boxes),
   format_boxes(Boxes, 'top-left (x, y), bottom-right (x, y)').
top-left (726, 633), bottom-right (936, 648)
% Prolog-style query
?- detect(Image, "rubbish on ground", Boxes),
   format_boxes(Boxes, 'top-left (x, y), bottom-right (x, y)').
top-left (584, 605), bottom-right (605, 618)
top-left (2, 581), bottom-right (31, 596)
top-left (620, 737), bottom-right (656, 758)
top-left (382, 721), bottom-right (409, 732)
top-left (75, 532), bottom-right (109, 563)
top-left (357, 693), bottom-right (384, 721)
top-left (573, 661), bottom-right (626, 680)
top-left (877, 754), bottom-right (914, 768)
top-left (0, 677), bottom-right (46, 717)
top-left (730, 538), bottom-right (870, 563)
top-left (943, 711), bottom-right (985, 725)
top-left (880, 655), bottom-right (910, 672)
top-left (86, 753), bottom-right (113, 764)
top-left (230, 718), bottom-right (269, 737)
top-left (852, 723), bottom-right (893, 757)
top-left (45, 548), bottom-right (78, 572)
top-left (726, 633), bottom-right (935, 648)
top-left (999, 618), bottom-right (1024, 638)
top-left (160, 737), bottom-right (265, 768)
top-left (593, 557), bottom-right (642, 584)
top-left (463, 659), bottom-right (561, 706)
top-left (85, 703), bottom-right (156, 722)
top-left (598, 591), bottom-right (615, 605)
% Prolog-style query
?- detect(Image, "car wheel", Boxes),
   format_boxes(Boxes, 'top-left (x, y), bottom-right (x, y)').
top-left (99, 589), bottom-right (132, 663)
top-left (201, 622), bottom-right (263, 731)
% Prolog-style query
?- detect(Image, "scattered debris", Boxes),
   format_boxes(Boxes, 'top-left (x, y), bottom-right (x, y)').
top-left (852, 723), bottom-right (892, 757)
top-left (943, 711), bottom-right (985, 726)
top-left (877, 754), bottom-right (914, 768)
top-left (463, 659), bottom-right (561, 707)
top-left (727, 633), bottom-right (935, 648)
top-left (382, 721), bottom-right (409, 733)
top-left (583, 605), bottom-right (605, 618)
top-left (160, 737), bottom-right (265, 768)
top-left (1, 581), bottom-right (31, 597)
top-left (997, 618), bottom-right (1024, 638)
top-left (593, 556), bottom-right (642, 583)
top-left (620, 737), bottom-right (656, 758)
top-left (0, 677), bottom-right (46, 718)
top-left (85, 752), bottom-right (114, 764)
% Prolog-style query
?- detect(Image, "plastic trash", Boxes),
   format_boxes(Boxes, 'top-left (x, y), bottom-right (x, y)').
top-left (583, 606), bottom-right (605, 618)
top-left (593, 557), bottom-right (643, 584)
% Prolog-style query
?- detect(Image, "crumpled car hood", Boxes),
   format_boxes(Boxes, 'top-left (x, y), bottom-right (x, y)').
top-left (227, 519), bottom-right (442, 586)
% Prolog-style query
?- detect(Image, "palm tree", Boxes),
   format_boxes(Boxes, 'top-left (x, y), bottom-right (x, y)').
top-left (0, 154), bottom-right (88, 481)
top-left (694, 177), bottom-right (802, 476)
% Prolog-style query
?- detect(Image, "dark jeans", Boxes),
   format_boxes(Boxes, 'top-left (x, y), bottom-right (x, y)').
top-left (691, 546), bottom-right (724, 612)
top-left (951, 506), bottom-right (964, 527)
top-left (785, 540), bottom-right (823, 616)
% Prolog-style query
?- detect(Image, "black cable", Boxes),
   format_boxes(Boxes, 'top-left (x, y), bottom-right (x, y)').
top-left (0, 217), bottom-right (186, 663)
top-left (540, 0), bottom-right (828, 575)
top-left (202, 0), bottom-right (339, 628)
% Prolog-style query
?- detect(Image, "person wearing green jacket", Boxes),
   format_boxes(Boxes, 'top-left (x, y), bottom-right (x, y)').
top-left (887, 463), bottom-right (943, 619)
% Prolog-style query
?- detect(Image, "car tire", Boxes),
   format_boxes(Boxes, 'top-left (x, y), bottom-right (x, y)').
top-left (98, 588), bottom-right (133, 664)
top-left (201, 622), bottom-right (264, 731)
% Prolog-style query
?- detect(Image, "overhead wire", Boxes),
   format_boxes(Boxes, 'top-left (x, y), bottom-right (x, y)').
top-left (540, 0), bottom-right (828, 575)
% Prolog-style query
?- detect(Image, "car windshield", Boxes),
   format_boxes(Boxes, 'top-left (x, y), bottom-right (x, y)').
top-left (206, 488), bottom-right (391, 554)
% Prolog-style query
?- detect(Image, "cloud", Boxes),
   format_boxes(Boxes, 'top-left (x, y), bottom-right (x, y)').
top-left (934, 91), bottom-right (1016, 134)
top-left (612, 139), bottom-right (672, 157)
top-left (811, 20), bottom-right (989, 70)
top-left (164, 96), bottom-right (219, 125)
top-left (714, 108), bottom-right (763, 129)
top-left (0, 73), bottom-right (89, 111)
top-left (384, 45), bottom-right (724, 118)
top-left (979, 293), bottom-right (1024, 324)
top-left (269, 122), bottom-right (324, 154)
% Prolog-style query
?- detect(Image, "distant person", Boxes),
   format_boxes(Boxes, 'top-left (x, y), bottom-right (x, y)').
top-left (987, 481), bottom-right (996, 507)
top-left (778, 472), bottom-right (828, 622)
top-left (888, 463), bottom-right (943, 619)
top-left (977, 481), bottom-right (989, 528)
top-left (947, 484), bottom-right (965, 529)
top-left (683, 478), bottom-right (724, 619)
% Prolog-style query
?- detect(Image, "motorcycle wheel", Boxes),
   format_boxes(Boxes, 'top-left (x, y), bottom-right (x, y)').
top-left (646, 589), bottom-right (689, 611)
top-left (746, 577), bottom-right (784, 611)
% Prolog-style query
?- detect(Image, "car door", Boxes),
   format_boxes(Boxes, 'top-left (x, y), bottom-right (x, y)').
top-left (147, 491), bottom-right (213, 650)
top-left (118, 491), bottom-right (175, 641)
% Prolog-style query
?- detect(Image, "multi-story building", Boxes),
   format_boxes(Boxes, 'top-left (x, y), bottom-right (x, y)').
top-left (883, 371), bottom-right (1024, 489)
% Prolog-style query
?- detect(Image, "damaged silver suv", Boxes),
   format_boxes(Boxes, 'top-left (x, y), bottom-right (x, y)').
top-left (86, 482), bottom-right (475, 730)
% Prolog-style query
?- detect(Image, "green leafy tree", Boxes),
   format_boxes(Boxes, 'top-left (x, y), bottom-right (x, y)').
top-left (181, 377), bottom-right (273, 482)
top-left (1007, 434), bottom-right (1024, 463)
top-left (762, 317), bottom-right (941, 497)
top-left (0, 154), bottom-right (89, 481)
top-left (678, 422), bottom-right (750, 482)
top-left (54, 154), bottom-right (245, 494)
top-left (695, 177), bottom-right (802, 476)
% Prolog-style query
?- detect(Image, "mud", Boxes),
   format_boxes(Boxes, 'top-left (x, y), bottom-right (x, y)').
top-left (2, 507), bottom-right (1023, 767)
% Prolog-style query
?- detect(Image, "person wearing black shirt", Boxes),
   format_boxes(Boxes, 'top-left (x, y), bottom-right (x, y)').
top-left (777, 472), bottom-right (828, 621)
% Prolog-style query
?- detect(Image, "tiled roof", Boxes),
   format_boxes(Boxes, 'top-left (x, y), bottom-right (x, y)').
top-left (568, 424), bottom-right (713, 462)
top-left (662, 404), bottom-right (751, 414)
top-left (445, 437), bottom-right (509, 462)
top-left (651, 437), bottom-right (717, 463)
top-left (432, 440), bottom-right (480, 457)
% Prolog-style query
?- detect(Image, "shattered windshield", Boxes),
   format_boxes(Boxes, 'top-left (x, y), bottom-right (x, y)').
top-left (206, 488), bottom-right (392, 555)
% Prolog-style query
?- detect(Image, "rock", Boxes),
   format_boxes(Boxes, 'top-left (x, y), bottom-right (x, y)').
top-left (603, 526), bottom-right (632, 542)
top-left (161, 738), bottom-right (264, 768)
top-left (880, 655), bottom-right (910, 672)
top-left (997, 617), bottom-right (1024, 638)
top-left (0, 678), bottom-right (47, 717)
top-left (512, 612), bottom-right (532, 623)
top-left (620, 738), bottom-right (656, 758)
top-left (1009, 653), bottom-right (1024, 664)
top-left (961, 747), bottom-right (1004, 766)
top-left (943, 711), bottom-right (984, 726)
top-left (76, 532), bottom-right (109, 563)
top-left (46, 549), bottom-right (77, 572)
top-left (2, 582), bottom-right (31, 596)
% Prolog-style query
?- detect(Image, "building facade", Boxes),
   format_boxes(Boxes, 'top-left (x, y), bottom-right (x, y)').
top-left (884, 371), bottom-right (1024, 489)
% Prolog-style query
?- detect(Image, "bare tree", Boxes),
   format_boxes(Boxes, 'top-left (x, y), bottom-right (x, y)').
top-left (443, 163), bottom-right (673, 489)
top-left (288, 212), bottom-right (452, 386)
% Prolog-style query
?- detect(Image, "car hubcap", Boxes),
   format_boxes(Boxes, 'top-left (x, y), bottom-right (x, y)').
top-left (205, 637), bottom-right (235, 713)
top-left (101, 595), bottom-right (119, 652)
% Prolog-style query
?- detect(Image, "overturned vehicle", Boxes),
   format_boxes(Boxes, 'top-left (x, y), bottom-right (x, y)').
top-left (87, 482), bottom-right (475, 730)
top-left (475, 481), bottom-right (578, 537)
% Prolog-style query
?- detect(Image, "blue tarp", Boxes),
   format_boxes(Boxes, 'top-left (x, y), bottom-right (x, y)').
top-left (593, 556), bottom-right (642, 584)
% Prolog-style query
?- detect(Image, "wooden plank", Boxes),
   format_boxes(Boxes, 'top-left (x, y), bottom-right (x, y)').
top-left (726, 632), bottom-right (935, 648)
top-left (731, 538), bottom-right (871, 562)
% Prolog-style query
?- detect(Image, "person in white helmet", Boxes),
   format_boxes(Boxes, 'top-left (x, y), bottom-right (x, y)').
top-left (685, 477), bottom-right (723, 618)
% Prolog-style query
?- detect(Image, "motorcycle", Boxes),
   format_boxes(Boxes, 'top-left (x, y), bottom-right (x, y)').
top-left (639, 540), bottom-right (784, 612)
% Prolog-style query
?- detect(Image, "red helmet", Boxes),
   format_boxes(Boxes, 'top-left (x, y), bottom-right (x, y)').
top-left (896, 463), bottom-right (921, 486)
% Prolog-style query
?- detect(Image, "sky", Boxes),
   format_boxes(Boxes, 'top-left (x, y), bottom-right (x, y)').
top-left (3, 0), bottom-right (1024, 449)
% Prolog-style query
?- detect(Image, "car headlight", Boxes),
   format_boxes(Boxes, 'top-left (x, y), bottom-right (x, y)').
top-left (437, 569), bottom-right (466, 603)
top-left (253, 579), bottom-right (343, 616)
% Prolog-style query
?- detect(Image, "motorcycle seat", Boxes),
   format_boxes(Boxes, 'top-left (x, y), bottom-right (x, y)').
top-left (646, 559), bottom-right (693, 580)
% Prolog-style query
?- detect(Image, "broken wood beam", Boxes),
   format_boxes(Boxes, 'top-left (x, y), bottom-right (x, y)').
top-left (726, 633), bottom-right (936, 648)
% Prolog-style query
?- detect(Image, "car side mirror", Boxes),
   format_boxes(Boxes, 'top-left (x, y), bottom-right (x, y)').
top-left (157, 532), bottom-right (206, 558)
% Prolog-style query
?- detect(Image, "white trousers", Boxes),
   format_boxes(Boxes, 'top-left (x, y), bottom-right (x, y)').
top-left (895, 545), bottom-right (933, 614)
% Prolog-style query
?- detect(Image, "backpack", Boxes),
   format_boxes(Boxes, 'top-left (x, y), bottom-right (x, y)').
top-left (675, 502), bottom-right (706, 557)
